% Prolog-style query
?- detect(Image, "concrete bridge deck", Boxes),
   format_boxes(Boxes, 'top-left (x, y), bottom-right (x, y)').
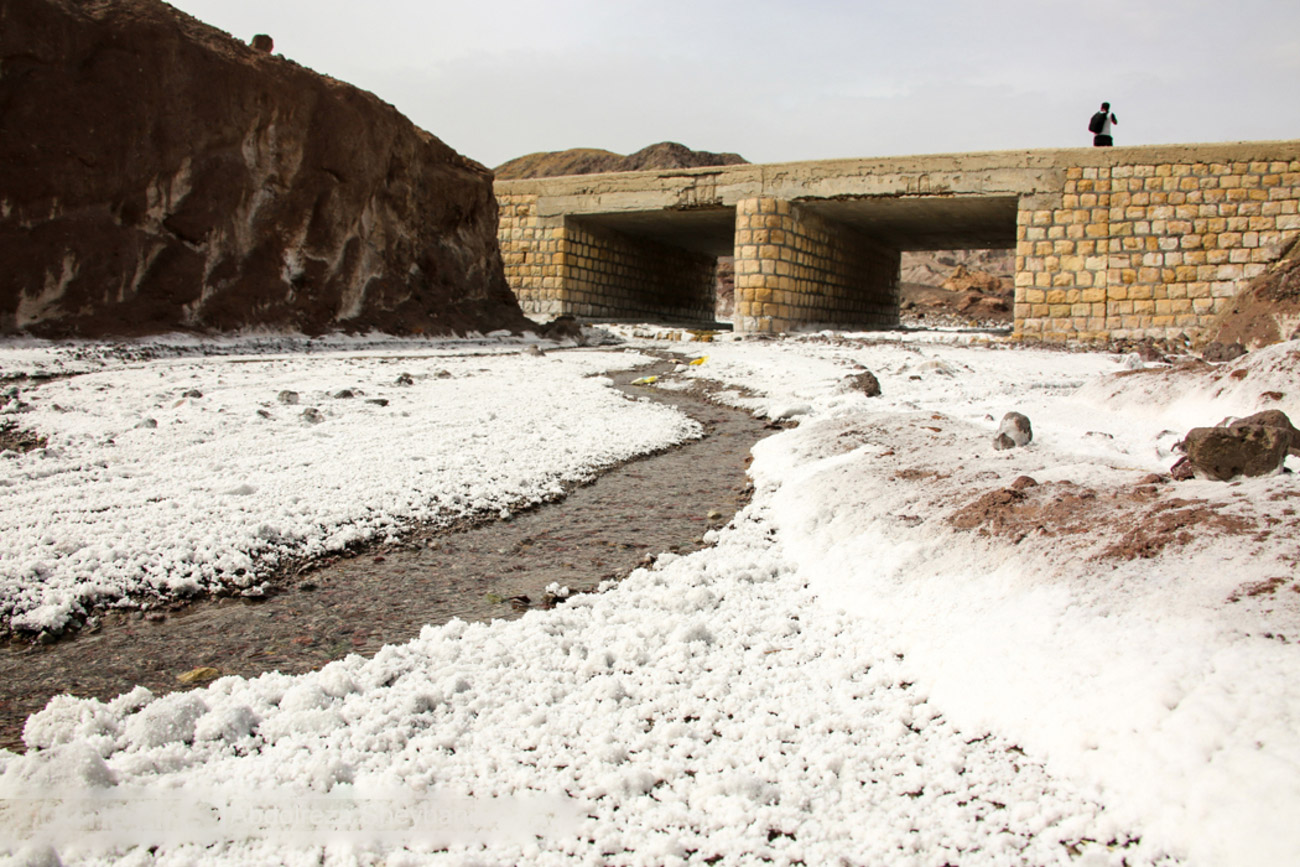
top-left (495, 141), bottom-right (1300, 342)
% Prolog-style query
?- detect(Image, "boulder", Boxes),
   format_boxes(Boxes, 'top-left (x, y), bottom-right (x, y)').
top-left (1228, 409), bottom-right (1300, 456)
top-left (1, 0), bottom-right (531, 338)
top-left (1177, 424), bottom-right (1289, 480)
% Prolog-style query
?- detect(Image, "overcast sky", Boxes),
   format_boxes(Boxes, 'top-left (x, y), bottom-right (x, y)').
top-left (166, 0), bottom-right (1299, 170)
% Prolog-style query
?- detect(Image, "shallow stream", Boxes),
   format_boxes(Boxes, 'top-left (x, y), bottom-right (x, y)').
top-left (0, 355), bottom-right (772, 751)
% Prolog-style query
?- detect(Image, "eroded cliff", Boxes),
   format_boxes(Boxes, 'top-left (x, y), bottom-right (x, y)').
top-left (0, 0), bottom-right (529, 336)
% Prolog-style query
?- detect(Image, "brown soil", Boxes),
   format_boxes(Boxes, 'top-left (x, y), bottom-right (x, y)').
top-left (1199, 238), bottom-right (1300, 350)
top-left (948, 476), bottom-right (1263, 560)
top-left (0, 359), bottom-right (771, 752)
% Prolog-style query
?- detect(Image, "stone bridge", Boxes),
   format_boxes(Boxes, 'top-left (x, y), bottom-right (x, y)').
top-left (495, 141), bottom-right (1300, 342)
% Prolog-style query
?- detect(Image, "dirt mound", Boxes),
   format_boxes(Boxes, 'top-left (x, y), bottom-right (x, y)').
top-left (1, 0), bottom-right (530, 338)
top-left (1199, 238), bottom-right (1300, 350)
top-left (495, 141), bottom-right (748, 180)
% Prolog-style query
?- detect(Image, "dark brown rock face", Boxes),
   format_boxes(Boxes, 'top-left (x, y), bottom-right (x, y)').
top-left (1, 0), bottom-right (529, 337)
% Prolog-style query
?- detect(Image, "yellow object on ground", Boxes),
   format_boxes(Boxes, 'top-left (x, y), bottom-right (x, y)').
top-left (177, 666), bottom-right (221, 684)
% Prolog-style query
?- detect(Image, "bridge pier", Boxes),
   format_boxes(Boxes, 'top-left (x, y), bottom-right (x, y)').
top-left (733, 197), bottom-right (900, 333)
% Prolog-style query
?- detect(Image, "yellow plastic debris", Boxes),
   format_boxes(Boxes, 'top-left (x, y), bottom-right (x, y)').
top-left (631, 375), bottom-right (659, 385)
top-left (688, 356), bottom-right (709, 366)
top-left (177, 666), bottom-right (221, 684)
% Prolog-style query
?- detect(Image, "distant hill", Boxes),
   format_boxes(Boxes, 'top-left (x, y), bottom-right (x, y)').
top-left (494, 142), bottom-right (748, 180)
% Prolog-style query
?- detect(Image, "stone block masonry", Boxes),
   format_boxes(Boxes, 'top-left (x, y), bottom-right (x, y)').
top-left (498, 194), bottom-right (715, 323)
top-left (733, 198), bottom-right (899, 333)
top-left (1015, 151), bottom-right (1300, 343)
top-left (498, 142), bottom-right (1300, 341)
top-left (498, 194), bottom-right (562, 320)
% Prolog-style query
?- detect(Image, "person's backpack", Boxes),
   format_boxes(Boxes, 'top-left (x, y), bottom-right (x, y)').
top-left (1088, 111), bottom-right (1108, 134)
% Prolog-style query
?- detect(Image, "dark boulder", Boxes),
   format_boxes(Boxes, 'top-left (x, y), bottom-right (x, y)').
top-left (1177, 424), bottom-right (1289, 481)
top-left (1228, 409), bottom-right (1300, 456)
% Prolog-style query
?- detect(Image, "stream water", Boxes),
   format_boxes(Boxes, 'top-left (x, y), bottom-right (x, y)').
top-left (0, 356), bottom-right (773, 752)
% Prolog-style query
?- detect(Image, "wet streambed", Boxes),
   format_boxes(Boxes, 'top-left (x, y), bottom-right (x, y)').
top-left (0, 357), bottom-right (772, 752)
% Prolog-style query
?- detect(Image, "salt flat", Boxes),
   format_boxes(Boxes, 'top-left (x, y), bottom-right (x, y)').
top-left (2, 329), bottom-right (1297, 866)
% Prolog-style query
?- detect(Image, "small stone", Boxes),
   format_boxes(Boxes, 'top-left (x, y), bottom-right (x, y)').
top-left (333, 389), bottom-right (355, 399)
top-left (146, 612), bottom-right (166, 623)
top-left (1201, 341), bottom-right (1247, 363)
top-left (1170, 456), bottom-right (1195, 481)
top-left (301, 408), bottom-right (324, 424)
top-left (435, 370), bottom-right (453, 379)
top-left (135, 418), bottom-right (158, 429)
top-left (395, 373), bottom-right (414, 386)
top-left (997, 412), bottom-right (1033, 447)
top-left (366, 398), bottom-right (389, 407)
top-left (256, 409), bottom-right (273, 418)
top-left (527, 345), bottom-right (546, 357)
top-left (707, 509), bottom-right (723, 520)
top-left (298, 581), bottom-right (318, 592)
top-left (182, 389), bottom-right (203, 398)
top-left (992, 432), bottom-right (1017, 451)
top-left (277, 390), bottom-right (300, 405)
top-left (1009, 475), bottom-right (1038, 490)
top-left (845, 370), bottom-right (882, 397)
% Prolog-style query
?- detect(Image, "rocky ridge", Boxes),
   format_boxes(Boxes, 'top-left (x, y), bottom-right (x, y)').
top-left (494, 142), bottom-right (749, 180)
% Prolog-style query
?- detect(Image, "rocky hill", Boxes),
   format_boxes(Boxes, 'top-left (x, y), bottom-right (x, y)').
top-left (495, 142), bottom-right (748, 180)
top-left (1, 0), bottom-right (530, 338)
top-left (899, 250), bottom-right (1015, 328)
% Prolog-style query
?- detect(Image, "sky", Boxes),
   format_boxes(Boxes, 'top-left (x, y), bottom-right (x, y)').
top-left (156, 1), bottom-right (1300, 169)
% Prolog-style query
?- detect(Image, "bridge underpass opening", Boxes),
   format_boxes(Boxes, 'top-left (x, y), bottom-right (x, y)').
top-left (792, 196), bottom-right (1022, 330)
top-left (536, 196), bottom-right (1021, 332)
top-left (562, 207), bottom-right (737, 327)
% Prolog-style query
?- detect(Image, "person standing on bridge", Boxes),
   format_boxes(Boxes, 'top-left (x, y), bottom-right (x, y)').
top-left (1089, 102), bottom-right (1117, 146)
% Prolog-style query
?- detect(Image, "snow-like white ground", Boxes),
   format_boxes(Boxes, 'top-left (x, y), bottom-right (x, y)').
top-left (0, 336), bottom-right (697, 635)
top-left (2, 330), bottom-right (1298, 867)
